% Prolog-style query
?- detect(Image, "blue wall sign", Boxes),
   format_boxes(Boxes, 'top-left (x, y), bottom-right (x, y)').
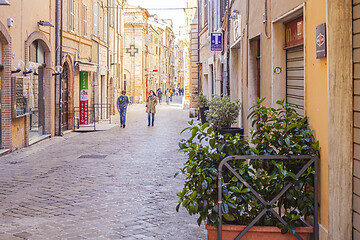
top-left (211, 32), bottom-right (223, 52)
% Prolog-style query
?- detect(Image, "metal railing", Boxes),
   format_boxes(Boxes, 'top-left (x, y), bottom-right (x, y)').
top-left (73, 106), bottom-right (96, 131)
top-left (217, 155), bottom-right (319, 240)
top-left (93, 103), bottom-right (112, 123)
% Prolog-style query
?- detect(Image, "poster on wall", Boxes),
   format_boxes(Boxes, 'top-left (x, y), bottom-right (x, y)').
top-left (80, 71), bottom-right (89, 125)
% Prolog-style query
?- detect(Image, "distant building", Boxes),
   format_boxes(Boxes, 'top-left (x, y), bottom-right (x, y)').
top-left (124, 5), bottom-right (149, 103)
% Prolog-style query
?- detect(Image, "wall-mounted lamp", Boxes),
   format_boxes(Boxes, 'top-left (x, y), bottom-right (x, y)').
top-left (38, 21), bottom-right (54, 27)
top-left (229, 10), bottom-right (240, 20)
top-left (23, 62), bottom-right (36, 75)
top-left (11, 60), bottom-right (25, 74)
top-left (0, 0), bottom-right (10, 5)
top-left (51, 65), bottom-right (63, 76)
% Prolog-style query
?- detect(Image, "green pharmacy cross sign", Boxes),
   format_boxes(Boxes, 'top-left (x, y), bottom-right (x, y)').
top-left (126, 44), bottom-right (139, 57)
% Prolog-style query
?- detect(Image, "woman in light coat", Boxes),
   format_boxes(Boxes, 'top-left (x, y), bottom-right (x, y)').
top-left (146, 90), bottom-right (158, 127)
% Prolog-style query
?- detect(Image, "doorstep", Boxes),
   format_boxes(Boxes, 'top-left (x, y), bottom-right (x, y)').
top-left (62, 130), bottom-right (73, 136)
top-left (0, 149), bottom-right (10, 157)
top-left (29, 134), bottom-right (51, 146)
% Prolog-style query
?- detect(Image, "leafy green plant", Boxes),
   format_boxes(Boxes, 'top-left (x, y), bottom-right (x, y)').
top-left (176, 98), bottom-right (319, 235)
top-left (176, 120), bottom-right (249, 227)
top-left (206, 96), bottom-right (242, 130)
top-left (198, 92), bottom-right (209, 107)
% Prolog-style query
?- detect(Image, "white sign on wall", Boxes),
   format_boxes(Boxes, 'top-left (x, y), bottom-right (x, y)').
top-left (234, 14), bottom-right (242, 42)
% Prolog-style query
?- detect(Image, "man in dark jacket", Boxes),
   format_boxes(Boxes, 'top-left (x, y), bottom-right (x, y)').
top-left (117, 90), bottom-right (129, 128)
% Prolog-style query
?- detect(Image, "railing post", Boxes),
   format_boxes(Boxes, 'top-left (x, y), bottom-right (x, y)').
top-left (314, 156), bottom-right (319, 240)
top-left (218, 171), bottom-right (223, 240)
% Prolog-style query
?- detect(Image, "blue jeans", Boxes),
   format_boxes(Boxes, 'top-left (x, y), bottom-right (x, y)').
top-left (159, 96), bottom-right (162, 103)
top-left (119, 108), bottom-right (127, 125)
top-left (148, 112), bottom-right (155, 126)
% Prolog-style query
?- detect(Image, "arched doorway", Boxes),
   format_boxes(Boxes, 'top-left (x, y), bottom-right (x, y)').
top-left (28, 40), bottom-right (46, 139)
top-left (61, 62), bottom-right (70, 131)
top-left (25, 31), bottom-right (52, 139)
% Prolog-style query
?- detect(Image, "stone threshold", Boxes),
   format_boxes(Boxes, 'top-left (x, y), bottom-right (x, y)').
top-left (62, 130), bottom-right (73, 136)
top-left (0, 149), bottom-right (10, 157)
top-left (29, 134), bottom-right (51, 146)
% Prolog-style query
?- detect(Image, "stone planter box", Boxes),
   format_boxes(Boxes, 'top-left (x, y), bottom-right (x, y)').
top-left (206, 224), bottom-right (313, 240)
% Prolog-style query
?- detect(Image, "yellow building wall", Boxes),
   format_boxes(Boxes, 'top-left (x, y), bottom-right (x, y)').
top-left (305, 0), bottom-right (329, 230)
top-left (11, 117), bottom-right (26, 150)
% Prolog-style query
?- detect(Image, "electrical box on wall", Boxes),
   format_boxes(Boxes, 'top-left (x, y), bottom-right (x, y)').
top-left (7, 18), bottom-right (13, 27)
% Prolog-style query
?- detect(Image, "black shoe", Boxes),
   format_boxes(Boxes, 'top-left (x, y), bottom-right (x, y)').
top-left (148, 124), bottom-right (150, 127)
top-left (152, 124), bottom-right (154, 127)
top-left (123, 124), bottom-right (125, 128)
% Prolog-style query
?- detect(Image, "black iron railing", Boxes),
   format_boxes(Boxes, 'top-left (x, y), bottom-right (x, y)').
top-left (93, 103), bottom-right (112, 123)
top-left (73, 106), bottom-right (96, 131)
top-left (217, 155), bottom-right (319, 240)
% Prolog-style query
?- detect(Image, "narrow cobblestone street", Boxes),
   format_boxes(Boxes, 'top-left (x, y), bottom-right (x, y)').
top-left (0, 98), bottom-right (206, 240)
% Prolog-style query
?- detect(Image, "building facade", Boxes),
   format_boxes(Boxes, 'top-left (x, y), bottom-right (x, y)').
top-left (194, 0), bottom-right (355, 239)
top-left (124, 5), bottom-right (148, 103)
top-left (0, 0), bottom-right (126, 151)
top-left (0, 0), bottom-right (57, 150)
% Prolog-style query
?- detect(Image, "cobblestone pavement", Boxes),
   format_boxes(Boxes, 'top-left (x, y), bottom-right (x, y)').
top-left (0, 97), bottom-right (207, 240)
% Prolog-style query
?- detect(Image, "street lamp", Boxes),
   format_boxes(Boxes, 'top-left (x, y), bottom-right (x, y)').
top-left (0, 0), bottom-right (10, 5)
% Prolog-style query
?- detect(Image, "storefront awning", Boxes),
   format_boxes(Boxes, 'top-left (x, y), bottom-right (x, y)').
top-left (75, 61), bottom-right (97, 72)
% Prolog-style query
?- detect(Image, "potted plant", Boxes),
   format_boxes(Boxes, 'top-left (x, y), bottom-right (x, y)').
top-left (198, 92), bottom-right (209, 124)
top-left (206, 96), bottom-right (243, 136)
top-left (176, 98), bottom-right (319, 240)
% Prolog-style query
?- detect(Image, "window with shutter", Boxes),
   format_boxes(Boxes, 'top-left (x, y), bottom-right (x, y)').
top-left (208, 0), bottom-right (213, 35)
top-left (117, 7), bottom-right (121, 34)
top-left (110, 0), bottom-right (114, 27)
top-left (83, 4), bottom-right (87, 37)
top-left (70, 0), bottom-right (75, 31)
top-left (104, 13), bottom-right (108, 42)
top-left (94, 2), bottom-right (98, 36)
top-left (204, 0), bottom-right (208, 26)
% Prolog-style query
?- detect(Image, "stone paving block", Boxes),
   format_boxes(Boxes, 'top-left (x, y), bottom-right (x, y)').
top-left (0, 102), bottom-right (206, 240)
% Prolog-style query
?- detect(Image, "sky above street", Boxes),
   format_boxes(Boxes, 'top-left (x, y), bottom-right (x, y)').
top-left (127, 0), bottom-right (189, 34)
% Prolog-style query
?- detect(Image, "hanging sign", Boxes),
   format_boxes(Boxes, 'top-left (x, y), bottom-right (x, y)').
top-left (285, 16), bottom-right (304, 48)
top-left (316, 23), bottom-right (327, 59)
top-left (211, 32), bottom-right (223, 52)
top-left (80, 71), bottom-right (89, 125)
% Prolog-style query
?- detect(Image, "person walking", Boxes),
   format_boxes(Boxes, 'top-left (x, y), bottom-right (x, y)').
top-left (117, 90), bottom-right (129, 128)
top-left (169, 88), bottom-right (173, 102)
top-left (157, 88), bottom-right (163, 104)
top-left (146, 90), bottom-right (158, 127)
top-left (165, 89), bottom-right (170, 104)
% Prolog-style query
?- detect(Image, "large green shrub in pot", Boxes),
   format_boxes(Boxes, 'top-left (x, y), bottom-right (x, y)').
top-left (205, 96), bottom-right (242, 130)
top-left (198, 92), bottom-right (208, 107)
top-left (176, 98), bottom-right (319, 235)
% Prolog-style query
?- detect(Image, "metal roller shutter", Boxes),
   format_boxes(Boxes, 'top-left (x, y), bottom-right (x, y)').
top-left (286, 46), bottom-right (304, 116)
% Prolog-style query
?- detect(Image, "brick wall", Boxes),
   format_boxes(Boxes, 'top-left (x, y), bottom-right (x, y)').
top-left (0, 21), bottom-right (12, 150)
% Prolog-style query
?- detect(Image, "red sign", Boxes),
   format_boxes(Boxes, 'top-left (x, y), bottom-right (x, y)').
top-left (80, 71), bottom-right (89, 125)
top-left (285, 16), bottom-right (304, 48)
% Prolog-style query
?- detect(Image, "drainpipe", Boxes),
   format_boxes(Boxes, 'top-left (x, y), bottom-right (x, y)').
top-left (58, 0), bottom-right (63, 136)
top-left (55, 0), bottom-right (60, 135)
top-left (226, 0), bottom-right (230, 96)
top-left (197, 0), bottom-right (200, 97)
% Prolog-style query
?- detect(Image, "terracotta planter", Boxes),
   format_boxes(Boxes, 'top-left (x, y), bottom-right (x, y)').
top-left (206, 224), bottom-right (313, 240)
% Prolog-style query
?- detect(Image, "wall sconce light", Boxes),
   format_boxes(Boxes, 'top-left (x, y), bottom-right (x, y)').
top-left (11, 60), bottom-right (25, 74)
top-left (38, 21), bottom-right (54, 27)
top-left (23, 62), bottom-right (36, 75)
top-left (229, 9), bottom-right (239, 20)
top-left (0, 0), bottom-right (10, 5)
top-left (51, 65), bottom-right (63, 76)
